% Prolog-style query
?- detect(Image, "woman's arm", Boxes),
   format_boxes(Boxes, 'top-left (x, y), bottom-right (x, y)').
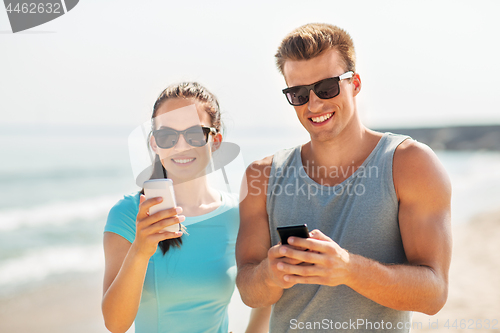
top-left (102, 196), bottom-right (183, 333)
top-left (102, 233), bottom-right (148, 333)
top-left (245, 306), bottom-right (272, 333)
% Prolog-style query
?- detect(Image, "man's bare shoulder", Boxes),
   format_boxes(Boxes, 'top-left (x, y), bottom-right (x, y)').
top-left (251, 155), bottom-right (274, 167)
top-left (394, 139), bottom-right (439, 169)
top-left (246, 155), bottom-right (274, 179)
top-left (393, 139), bottom-right (451, 199)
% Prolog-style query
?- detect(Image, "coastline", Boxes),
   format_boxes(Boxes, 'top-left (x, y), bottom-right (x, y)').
top-left (1, 210), bottom-right (499, 333)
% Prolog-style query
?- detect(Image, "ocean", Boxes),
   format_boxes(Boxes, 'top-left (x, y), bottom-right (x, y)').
top-left (1, 126), bottom-right (499, 298)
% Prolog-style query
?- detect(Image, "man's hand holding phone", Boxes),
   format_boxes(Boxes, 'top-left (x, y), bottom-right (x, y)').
top-left (272, 229), bottom-right (351, 288)
top-left (264, 224), bottom-right (311, 289)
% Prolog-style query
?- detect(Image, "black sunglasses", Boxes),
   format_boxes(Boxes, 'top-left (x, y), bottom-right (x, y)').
top-left (152, 125), bottom-right (217, 149)
top-left (282, 71), bottom-right (354, 106)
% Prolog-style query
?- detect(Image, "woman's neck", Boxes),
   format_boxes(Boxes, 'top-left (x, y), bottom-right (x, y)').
top-left (170, 175), bottom-right (221, 216)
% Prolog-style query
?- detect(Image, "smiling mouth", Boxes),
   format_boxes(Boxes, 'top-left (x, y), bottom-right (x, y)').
top-left (309, 112), bottom-right (334, 124)
top-left (171, 158), bottom-right (195, 164)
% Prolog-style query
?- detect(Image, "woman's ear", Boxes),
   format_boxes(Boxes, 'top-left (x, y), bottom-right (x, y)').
top-left (150, 133), bottom-right (160, 154)
top-left (211, 133), bottom-right (222, 152)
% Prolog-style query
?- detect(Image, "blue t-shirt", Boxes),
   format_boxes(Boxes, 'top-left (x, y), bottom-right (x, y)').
top-left (104, 191), bottom-right (239, 333)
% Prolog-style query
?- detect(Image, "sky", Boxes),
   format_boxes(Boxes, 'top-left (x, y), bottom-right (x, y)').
top-left (1, 0), bottom-right (499, 141)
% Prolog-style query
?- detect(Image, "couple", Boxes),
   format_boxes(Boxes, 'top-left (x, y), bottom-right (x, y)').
top-left (102, 23), bottom-right (452, 333)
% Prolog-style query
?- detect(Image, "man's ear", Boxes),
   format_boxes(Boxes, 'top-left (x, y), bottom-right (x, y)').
top-left (352, 73), bottom-right (361, 96)
top-left (211, 133), bottom-right (222, 152)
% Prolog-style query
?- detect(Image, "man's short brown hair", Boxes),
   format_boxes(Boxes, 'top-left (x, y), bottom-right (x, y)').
top-left (275, 23), bottom-right (356, 76)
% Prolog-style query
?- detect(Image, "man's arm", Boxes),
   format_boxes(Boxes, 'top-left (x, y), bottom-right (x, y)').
top-left (245, 306), bottom-right (272, 333)
top-left (236, 156), bottom-right (296, 308)
top-left (274, 140), bottom-right (452, 315)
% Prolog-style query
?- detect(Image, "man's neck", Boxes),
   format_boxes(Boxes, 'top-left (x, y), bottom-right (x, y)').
top-left (301, 119), bottom-right (380, 186)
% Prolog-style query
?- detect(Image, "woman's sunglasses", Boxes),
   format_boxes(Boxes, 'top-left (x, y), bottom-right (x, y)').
top-left (282, 71), bottom-right (354, 106)
top-left (152, 125), bottom-right (217, 149)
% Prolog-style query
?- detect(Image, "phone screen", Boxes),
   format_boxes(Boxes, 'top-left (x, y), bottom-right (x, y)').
top-left (277, 224), bottom-right (309, 245)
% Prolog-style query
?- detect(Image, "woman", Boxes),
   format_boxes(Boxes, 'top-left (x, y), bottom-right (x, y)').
top-left (102, 82), bottom-right (270, 333)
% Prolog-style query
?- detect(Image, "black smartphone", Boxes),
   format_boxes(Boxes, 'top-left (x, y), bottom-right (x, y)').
top-left (277, 224), bottom-right (310, 245)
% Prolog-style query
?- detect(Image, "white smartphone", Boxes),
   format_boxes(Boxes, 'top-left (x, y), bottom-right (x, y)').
top-left (143, 179), bottom-right (181, 233)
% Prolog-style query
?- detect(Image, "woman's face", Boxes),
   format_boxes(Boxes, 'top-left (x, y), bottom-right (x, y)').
top-left (150, 98), bottom-right (221, 182)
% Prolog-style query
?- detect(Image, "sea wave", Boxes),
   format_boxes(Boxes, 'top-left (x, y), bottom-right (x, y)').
top-left (0, 168), bottom-right (129, 185)
top-left (0, 194), bottom-right (129, 231)
top-left (0, 244), bottom-right (104, 287)
top-left (437, 151), bottom-right (500, 223)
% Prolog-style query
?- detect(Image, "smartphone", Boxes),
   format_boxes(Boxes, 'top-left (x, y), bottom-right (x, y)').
top-left (277, 224), bottom-right (310, 245)
top-left (143, 179), bottom-right (181, 232)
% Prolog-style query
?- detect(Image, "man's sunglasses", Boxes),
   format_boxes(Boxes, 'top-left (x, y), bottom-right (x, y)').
top-left (152, 125), bottom-right (217, 149)
top-left (282, 71), bottom-right (354, 106)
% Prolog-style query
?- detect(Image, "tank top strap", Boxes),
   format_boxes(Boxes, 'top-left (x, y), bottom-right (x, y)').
top-left (371, 131), bottom-right (412, 196)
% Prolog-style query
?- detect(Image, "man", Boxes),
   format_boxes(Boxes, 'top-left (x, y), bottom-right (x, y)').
top-left (236, 23), bottom-right (452, 332)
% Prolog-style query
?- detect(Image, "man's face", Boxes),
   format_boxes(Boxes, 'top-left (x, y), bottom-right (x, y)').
top-left (283, 48), bottom-right (360, 143)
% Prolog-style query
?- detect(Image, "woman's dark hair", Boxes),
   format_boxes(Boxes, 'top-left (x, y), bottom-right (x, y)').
top-left (142, 82), bottom-right (223, 255)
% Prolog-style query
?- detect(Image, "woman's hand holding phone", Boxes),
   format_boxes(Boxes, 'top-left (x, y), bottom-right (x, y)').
top-left (132, 195), bottom-right (184, 259)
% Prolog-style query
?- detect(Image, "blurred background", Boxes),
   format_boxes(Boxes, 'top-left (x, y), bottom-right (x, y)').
top-left (1, 1), bottom-right (499, 332)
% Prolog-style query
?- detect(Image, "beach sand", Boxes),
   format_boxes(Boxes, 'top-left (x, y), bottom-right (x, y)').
top-left (1, 210), bottom-right (498, 333)
top-left (0, 266), bottom-right (252, 333)
top-left (412, 209), bottom-right (500, 332)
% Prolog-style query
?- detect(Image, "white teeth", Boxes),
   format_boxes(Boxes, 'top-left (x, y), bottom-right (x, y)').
top-left (311, 113), bottom-right (333, 123)
top-left (173, 158), bottom-right (195, 164)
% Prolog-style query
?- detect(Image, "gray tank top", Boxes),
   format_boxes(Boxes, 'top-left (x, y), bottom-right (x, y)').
top-left (266, 132), bottom-right (412, 333)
